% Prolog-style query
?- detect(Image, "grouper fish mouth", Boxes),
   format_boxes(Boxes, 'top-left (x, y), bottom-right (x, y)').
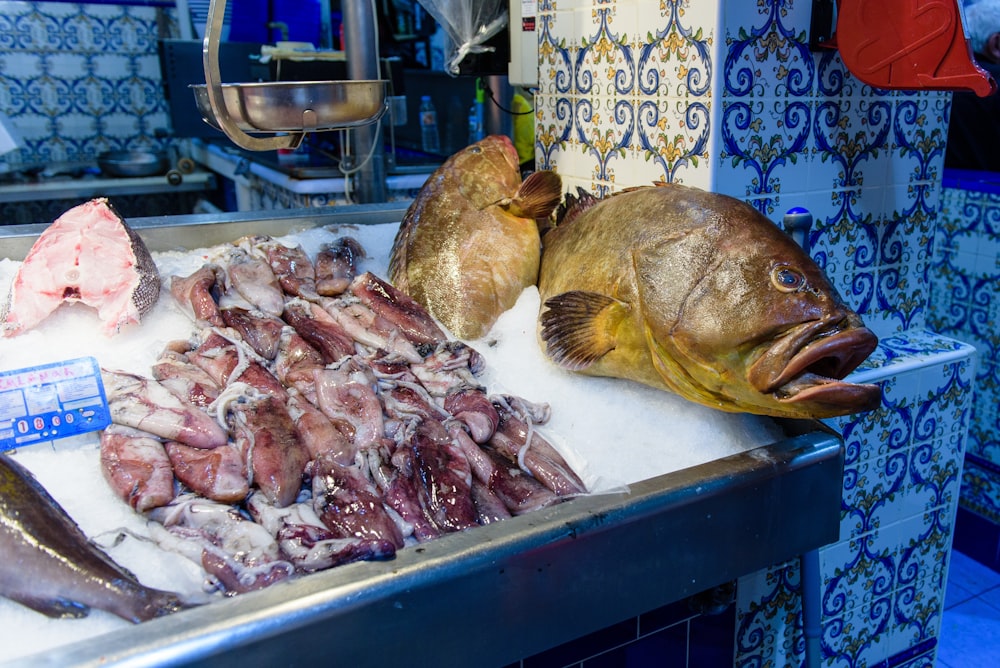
top-left (745, 316), bottom-right (879, 407)
top-left (538, 183), bottom-right (882, 420)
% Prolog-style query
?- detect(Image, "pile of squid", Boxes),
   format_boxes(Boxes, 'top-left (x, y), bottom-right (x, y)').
top-left (98, 234), bottom-right (587, 596)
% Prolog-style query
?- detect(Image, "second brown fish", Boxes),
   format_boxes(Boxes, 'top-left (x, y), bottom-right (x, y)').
top-left (389, 135), bottom-right (562, 340)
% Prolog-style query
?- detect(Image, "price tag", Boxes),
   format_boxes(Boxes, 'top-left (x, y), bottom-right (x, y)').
top-left (0, 357), bottom-right (110, 452)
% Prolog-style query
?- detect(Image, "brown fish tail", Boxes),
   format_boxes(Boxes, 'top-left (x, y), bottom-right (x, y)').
top-left (508, 170), bottom-right (563, 220)
top-left (540, 291), bottom-right (627, 370)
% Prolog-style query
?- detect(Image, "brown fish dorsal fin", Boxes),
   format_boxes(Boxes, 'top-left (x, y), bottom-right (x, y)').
top-left (506, 170), bottom-right (563, 220)
top-left (540, 291), bottom-right (628, 370)
top-left (554, 187), bottom-right (600, 228)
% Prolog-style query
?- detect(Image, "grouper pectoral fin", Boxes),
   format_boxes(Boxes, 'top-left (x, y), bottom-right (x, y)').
top-left (540, 291), bottom-right (629, 370)
top-left (505, 170), bottom-right (563, 220)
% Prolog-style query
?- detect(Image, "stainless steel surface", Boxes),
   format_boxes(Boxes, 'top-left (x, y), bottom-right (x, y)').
top-left (0, 171), bottom-right (216, 206)
top-left (190, 80), bottom-right (388, 134)
top-left (344, 0), bottom-right (386, 202)
top-left (198, 0), bottom-right (386, 151)
top-left (97, 151), bottom-right (170, 178)
top-left (1, 203), bottom-right (405, 259)
top-left (0, 207), bottom-right (845, 666)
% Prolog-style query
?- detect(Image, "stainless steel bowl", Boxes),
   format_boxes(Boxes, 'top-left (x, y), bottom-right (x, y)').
top-left (97, 150), bottom-right (170, 178)
top-left (191, 80), bottom-right (388, 133)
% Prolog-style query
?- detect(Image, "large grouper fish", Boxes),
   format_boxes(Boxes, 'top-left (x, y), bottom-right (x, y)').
top-left (0, 452), bottom-right (187, 622)
top-left (537, 183), bottom-right (881, 419)
top-left (389, 135), bottom-right (562, 340)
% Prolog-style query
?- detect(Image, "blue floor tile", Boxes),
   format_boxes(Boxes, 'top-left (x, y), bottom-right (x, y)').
top-left (947, 551), bottom-right (1000, 595)
top-left (939, 549), bottom-right (1000, 667)
top-left (937, 598), bottom-right (1000, 666)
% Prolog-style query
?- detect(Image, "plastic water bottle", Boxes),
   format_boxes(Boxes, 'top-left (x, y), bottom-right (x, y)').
top-left (468, 80), bottom-right (485, 144)
top-left (420, 95), bottom-right (440, 154)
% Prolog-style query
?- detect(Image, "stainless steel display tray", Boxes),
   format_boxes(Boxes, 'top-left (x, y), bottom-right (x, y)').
top-left (191, 80), bottom-right (388, 133)
top-left (0, 206), bottom-right (845, 668)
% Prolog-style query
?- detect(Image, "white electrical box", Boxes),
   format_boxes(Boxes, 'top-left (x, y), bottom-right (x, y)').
top-left (509, 0), bottom-right (539, 87)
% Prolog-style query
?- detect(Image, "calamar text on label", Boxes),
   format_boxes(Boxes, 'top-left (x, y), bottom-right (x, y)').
top-left (0, 357), bottom-right (110, 451)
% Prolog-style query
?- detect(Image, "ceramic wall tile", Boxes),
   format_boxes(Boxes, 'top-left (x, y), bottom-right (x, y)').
top-left (736, 335), bottom-right (970, 666)
top-left (535, 0), bottom-right (717, 191)
top-left (930, 181), bottom-right (1000, 528)
top-left (734, 558), bottom-right (802, 668)
top-left (889, 94), bottom-right (951, 186)
top-left (0, 1), bottom-right (175, 168)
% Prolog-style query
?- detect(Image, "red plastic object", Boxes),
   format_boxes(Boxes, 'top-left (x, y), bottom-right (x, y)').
top-left (833, 0), bottom-right (996, 96)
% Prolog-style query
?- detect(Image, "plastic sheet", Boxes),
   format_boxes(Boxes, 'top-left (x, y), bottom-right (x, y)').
top-left (417, 0), bottom-right (508, 75)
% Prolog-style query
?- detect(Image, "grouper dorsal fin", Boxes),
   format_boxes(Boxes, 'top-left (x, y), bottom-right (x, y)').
top-left (540, 290), bottom-right (629, 370)
top-left (553, 186), bottom-right (600, 229)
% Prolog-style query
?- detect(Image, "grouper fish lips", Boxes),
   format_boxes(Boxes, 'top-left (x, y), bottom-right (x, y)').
top-left (537, 183), bottom-right (882, 419)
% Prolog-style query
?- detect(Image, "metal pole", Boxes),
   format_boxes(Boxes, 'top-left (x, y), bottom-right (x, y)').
top-left (485, 75), bottom-right (514, 141)
top-left (342, 0), bottom-right (386, 203)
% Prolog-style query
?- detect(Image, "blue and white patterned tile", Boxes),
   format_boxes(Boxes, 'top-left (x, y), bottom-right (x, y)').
top-left (910, 357), bottom-right (975, 447)
top-left (808, 102), bottom-right (851, 193)
top-left (631, 106), bottom-right (714, 187)
top-left (837, 391), bottom-right (912, 465)
top-left (841, 455), bottom-right (886, 538)
top-left (889, 93), bottom-right (950, 185)
top-left (537, 8), bottom-right (573, 98)
top-left (821, 593), bottom-right (894, 667)
top-left (888, 511), bottom-right (952, 656)
top-left (575, 2), bottom-right (634, 101)
top-left (930, 189), bottom-right (1000, 361)
top-left (812, 95), bottom-right (894, 192)
top-left (716, 97), bottom-right (812, 206)
top-left (905, 441), bottom-right (963, 518)
top-left (961, 459), bottom-right (1000, 524)
top-left (534, 91), bottom-right (574, 173)
top-left (820, 531), bottom-right (895, 621)
top-left (0, 1), bottom-right (176, 170)
top-left (637, 0), bottom-right (714, 100)
top-left (633, 93), bottom-right (713, 186)
top-left (735, 559), bottom-right (803, 668)
top-left (721, 0), bottom-right (815, 101)
top-left (807, 188), bottom-right (881, 321)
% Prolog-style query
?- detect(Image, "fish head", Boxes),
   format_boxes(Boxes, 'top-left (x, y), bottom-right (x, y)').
top-left (640, 202), bottom-right (881, 419)
top-left (445, 135), bottom-right (522, 208)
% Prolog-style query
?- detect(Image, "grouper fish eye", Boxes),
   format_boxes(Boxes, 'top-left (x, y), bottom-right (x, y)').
top-left (771, 266), bottom-right (806, 292)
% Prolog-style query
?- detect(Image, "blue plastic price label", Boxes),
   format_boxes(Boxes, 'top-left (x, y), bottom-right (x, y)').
top-left (0, 357), bottom-right (110, 452)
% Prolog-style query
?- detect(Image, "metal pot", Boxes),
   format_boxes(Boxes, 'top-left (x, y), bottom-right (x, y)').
top-left (97, 150), bottom-right (170, 178)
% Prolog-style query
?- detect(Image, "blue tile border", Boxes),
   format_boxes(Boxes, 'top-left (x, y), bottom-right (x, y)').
top-left (941, 167), bottom-right (1000, 194)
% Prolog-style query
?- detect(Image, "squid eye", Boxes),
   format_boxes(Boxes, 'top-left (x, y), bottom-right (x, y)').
top-left (772, 266), bottom-right (805, 292)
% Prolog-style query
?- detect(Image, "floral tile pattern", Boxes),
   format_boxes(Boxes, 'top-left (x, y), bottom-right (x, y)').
top-left (0, 1), bottom-right (175, 169)
top-left (931, 181), bottom-right (1000, 527)
top-left (536, 0), bottom-right (716, 193)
